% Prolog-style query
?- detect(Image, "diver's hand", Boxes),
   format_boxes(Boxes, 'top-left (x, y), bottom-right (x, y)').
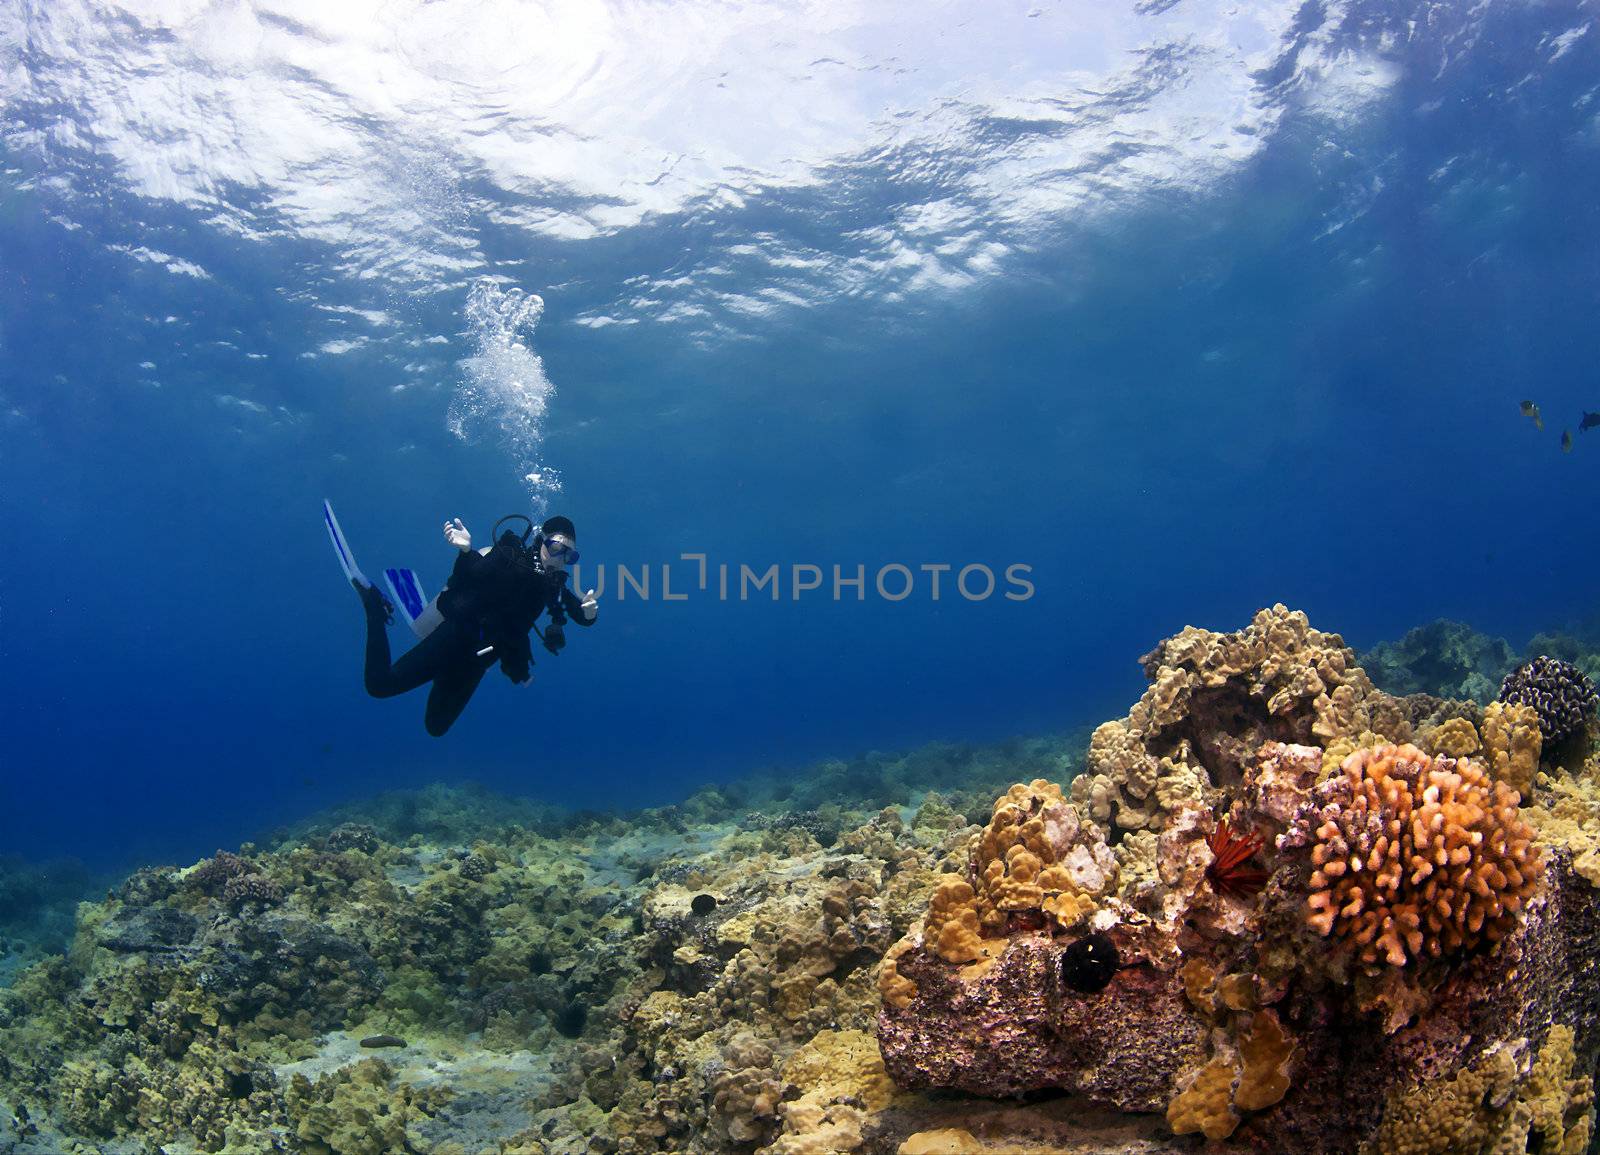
top-left (543, 623), bottom-right (566, 655)
top-left (443, 518), bottom-right (472, 552)
top-left (578, 589), bottom-right (598, 623)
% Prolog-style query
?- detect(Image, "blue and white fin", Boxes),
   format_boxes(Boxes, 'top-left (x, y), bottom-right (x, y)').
top-left (384, 567), bottom-right (444, 639)
top-left (323, 499), bottom-right (370, 589)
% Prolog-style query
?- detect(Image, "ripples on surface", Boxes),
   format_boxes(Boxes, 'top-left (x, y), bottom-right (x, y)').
top-left (2, 0), bottom-right (1426, 337)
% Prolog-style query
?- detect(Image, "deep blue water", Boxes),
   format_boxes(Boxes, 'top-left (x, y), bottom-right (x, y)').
top-left (3, 0), bottom-right (1599, 870)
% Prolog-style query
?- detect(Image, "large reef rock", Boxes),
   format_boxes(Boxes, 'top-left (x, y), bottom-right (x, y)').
top-left (881, 608), bottom-right (1600, 1154)
top-left (1069, 604), bottom-right (1395, 834)
top-left (880, 935), bottom-right (1205, 1109)
top-left (882, 843), bottom-right (1600, 1151)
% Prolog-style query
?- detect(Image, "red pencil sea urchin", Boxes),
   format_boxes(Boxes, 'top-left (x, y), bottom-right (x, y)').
top-left (1206, 818), bottom-right (1268, 899)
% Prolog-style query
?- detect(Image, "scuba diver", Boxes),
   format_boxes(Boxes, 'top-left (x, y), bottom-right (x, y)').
top-left (355, 514), bottom-right (598, 736)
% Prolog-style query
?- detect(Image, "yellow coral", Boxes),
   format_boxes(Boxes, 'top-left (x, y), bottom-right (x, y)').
top-left (1083, 605), bottom-right (1392, 833)
top-left (1167, 1054), bottom-right (1241, 1141)
top-left (1235, 1009), bottom-right (1294, 1112)
top-left (1181, 958), bottom-right (1217, 1015)
top-left (973, 782), bottom-right (1078, 929)
top-left (285, 1059), bottom-right (447, 1155)
top-left (899, 1130), bottom-right (983, 1153)
top-left (878, 937), bottom-right (919, 1010)
top-left (1526, 770), bottom-right (1600, 888)
top-left (1306, 744), bottom-right (1542, 968)
top-left (919, 780), bottom-right (1114, 965)
top-left (1423, 717), bottom-right (1481, 759)
top-left (1218, 973), bottom-right (1258, 1012)
top-left (1115, 829), bottom-right (1159, 893)
top-left (924, 877), bottom-right (985, 964)
top-left (1087, 722), bottom-right (1160, 801)
top-left (1518, 1025), bottom-right (1595, 1154)
top-left (1482, 701), bottom-right (1542, 799)
top-left (1366, 1028), bottom-right (1594, 1155)
top-left (1041, 889), bottom-right (1095, 930)
top-left (759, 1029), bottom-right (894, 1155)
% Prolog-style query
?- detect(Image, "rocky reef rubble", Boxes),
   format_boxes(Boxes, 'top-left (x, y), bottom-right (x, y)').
top-left (0, 730), bottom-right (1074, 1154)
top-left (881, 605), bottom-right (1600, 1153)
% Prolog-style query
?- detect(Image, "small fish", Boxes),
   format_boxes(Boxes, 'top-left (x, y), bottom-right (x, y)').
top-left (1520, 400), bottom-right (1544, 430)
top-left (1562, 430), bottom-right (1573, 453)
top-left (359, 1034), bottom-right (407, 1049)
top-left (1581, 411), bottom-right (1600, 432)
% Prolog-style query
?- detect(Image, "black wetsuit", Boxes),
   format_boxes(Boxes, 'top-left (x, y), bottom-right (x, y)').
top-left (362, 535), bottom-right (593, 736)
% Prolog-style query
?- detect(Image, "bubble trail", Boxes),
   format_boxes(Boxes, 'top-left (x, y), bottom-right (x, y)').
top-left (451, 280), bottom-right (562, 509)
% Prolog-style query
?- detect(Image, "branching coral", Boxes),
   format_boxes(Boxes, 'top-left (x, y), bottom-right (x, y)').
top-left (221, 871), bottom-right (284, 909)
top-left (1304, 744), bottom-right (1542, 968)
top-left (186, 850), bottom-right (252, 895)
top-left (323, 822), bottom-right (381, 854)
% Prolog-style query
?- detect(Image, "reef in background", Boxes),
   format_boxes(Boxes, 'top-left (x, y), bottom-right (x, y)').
top-left (0, 856), bottom-right (97, 988)
top-left (1359, 616), bottom-right (1600, 703)
top-left (3, 608), bottom-right (1600, 1154)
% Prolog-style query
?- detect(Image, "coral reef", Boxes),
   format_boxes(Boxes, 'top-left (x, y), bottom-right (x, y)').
top-left (1479, 700), bottom-right (1542, 796)
top-left (758, 1029), bottom-right (894, 1155)
top-left (1359, 620), bottom-right (1517, 702)
top-left (3, 614), bottom-right (1600, 1155)
top-left (880, 608), bottom-right (1600, 1154)
top-left (1364, 1025), bottom-right (1594, 1155)
top-left (1526, 760), bottom-right (1600, 889)
top-left (0, 751), bottom-right (1039, 1154)
top-left (286, 1058), bottom-right (448, 1155)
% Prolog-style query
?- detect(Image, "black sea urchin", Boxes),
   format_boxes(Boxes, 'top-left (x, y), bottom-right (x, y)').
top-left (1059, 932), bottom-right (1120, 993)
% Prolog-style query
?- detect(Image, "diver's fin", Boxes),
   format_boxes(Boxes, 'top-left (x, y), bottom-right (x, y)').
top-left (323, 499), bottom-right (370, 589)
top-left (384, 567), bottom-right (445, 639)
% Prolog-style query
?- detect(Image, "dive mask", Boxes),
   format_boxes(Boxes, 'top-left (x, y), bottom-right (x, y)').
top-left (542, 535), bottom-right (580, 565)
